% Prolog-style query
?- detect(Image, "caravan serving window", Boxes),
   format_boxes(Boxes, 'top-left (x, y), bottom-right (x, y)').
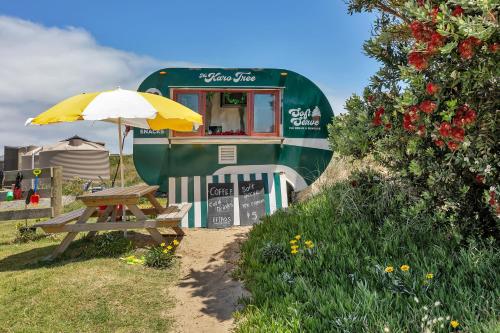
top-left (173, 89), bottom-right (280, 137)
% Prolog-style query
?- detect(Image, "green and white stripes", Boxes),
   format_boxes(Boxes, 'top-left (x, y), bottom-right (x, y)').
top-left (168, 172), bottom-right (289, 228)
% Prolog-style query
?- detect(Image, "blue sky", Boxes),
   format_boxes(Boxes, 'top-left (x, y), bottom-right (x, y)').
top-left (0, 0), bottom-right (378, 152)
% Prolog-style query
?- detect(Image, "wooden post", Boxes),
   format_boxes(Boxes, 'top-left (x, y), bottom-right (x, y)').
top-left (51, 166), bottom-right (63, 217)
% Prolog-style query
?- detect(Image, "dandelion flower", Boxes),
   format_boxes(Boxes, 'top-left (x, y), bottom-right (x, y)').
top-left (173, 239), bottom-right (180, 246)
top-left (294, 235), bottom-right (301, 240)
top-left (305, 241), bottom-right (314, 248)
top-left (400, 264), bottom-right (410, 272)
top-left (426, 273), bottom-right (434, 279)
top-left (450, 320), bottom-right (459, 328)
top-left (291, 249), bottom-right (298, 255)
top-left (167, 245), bottom-right (173, 250)
top-left (289, 239), bottom-right (297, 244)
top-left (291, 245), bottom-right (299, 250)
top-left (160, 242), bottom-right (166, 247)
top-left (163, 249), bottom-right (169, 254)
top-left (385, 266), bottom-right (394, 273)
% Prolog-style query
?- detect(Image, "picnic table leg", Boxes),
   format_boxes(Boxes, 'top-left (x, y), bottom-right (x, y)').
top-left (46, 207), bottom-right (96, 260)
top-left (128, 204), bottom-right (166, 244)
top-left (172, 226), bottom-right (185, 236)
top-left (87, 205), bottom-right (114, 238)
top-left (145, 192), bottom-right (166, 214)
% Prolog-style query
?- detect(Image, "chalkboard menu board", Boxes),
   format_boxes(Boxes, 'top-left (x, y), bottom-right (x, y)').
top-left (238, 180), bottom-right (266, 226)
top-left (207, 183), bottom-right (234, 228)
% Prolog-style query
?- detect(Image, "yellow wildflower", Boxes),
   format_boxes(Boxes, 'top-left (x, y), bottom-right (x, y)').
top-left (163, 249), bottom-right (169, 254)
top-left (426, 273), bottom-right (434, 279)
top-left (304, 240), bottom-right (314, 248)
top-left (450, 320), bottom-right (459, 329)
top-left (400, 264), bottom-right (410, 272)
top-left (291, 245), bottom-right (299, 250)
top-left (173, 239), bottom-right (180, 246)
top-left (385, 266), bottom-right (394, 273)
top-left (167, 245), bottom-right (173, 250)
top-left (291, 249), bottom-right (298, 255)
top-left (294, 235), bottom-right (301, 240)
top-left (160, 242), bottom-right (166, 247)
top-left (289, 239), bottom-right (297, 245)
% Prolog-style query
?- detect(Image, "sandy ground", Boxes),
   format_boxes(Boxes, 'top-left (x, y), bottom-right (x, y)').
top-left (170, 227), bottom-right (250, 333)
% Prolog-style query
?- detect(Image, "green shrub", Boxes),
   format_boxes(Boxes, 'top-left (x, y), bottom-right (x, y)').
top-left (62, 177), bottom-right (86, 196)
top-left (330, 0), bottom-right (500, 238)
top-left (14, 223), bottom-right (47, 243)
top-left (236, 179), bottom-right (499, 332)
top-left (260, 241), bottom-right (289, 264)
top-left (143, 240), bottom-right (179, 269)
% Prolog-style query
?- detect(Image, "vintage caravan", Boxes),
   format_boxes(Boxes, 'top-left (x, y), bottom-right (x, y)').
top-left (133, 68), bottom-right (333, 228)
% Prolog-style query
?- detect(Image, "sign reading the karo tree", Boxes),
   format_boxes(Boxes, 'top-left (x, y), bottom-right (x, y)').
top-left (207, 183), bottom-right (234, 228)
top-left (238, 180), bottom-right (266, 226)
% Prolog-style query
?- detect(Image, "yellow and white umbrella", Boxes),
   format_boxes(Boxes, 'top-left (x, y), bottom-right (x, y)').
top-left (26, 88), bottom-right (202, 186)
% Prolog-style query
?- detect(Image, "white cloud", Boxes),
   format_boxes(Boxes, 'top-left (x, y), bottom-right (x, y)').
top-left (0, 15), bottom-right (201, 154)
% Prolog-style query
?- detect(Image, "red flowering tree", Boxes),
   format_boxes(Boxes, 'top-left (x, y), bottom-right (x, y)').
top-left (330, 0), bottom-right (499, 236)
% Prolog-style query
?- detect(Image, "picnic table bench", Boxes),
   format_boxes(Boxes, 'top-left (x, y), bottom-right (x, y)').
top-left (35, 184), bottom-right (191, 260)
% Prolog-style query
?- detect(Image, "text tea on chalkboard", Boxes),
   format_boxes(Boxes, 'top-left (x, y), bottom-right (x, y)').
top-left (238, 180), bottom-right (266, 226)
top-left (207, 182), bottom-right (234, 228)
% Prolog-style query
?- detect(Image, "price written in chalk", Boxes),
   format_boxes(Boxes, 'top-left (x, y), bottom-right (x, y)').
top-left (238, 180), bottom-right (266, 226)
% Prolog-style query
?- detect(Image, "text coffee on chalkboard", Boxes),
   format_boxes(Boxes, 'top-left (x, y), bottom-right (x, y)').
top-left (207, 183), bottom-right (234, 228)
top-left (238, 180), bottom-right (266, 226)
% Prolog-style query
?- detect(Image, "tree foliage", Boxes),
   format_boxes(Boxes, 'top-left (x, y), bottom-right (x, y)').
top-left (330, 0), bottom-right (499, 237)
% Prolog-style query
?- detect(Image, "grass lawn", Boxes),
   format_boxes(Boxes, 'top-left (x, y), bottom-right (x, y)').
top-left (0, 201), bottom-right (177, 332)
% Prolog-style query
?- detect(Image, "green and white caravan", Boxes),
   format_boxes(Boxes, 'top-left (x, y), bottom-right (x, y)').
top-left (133, 68), bottom-right (333, 228)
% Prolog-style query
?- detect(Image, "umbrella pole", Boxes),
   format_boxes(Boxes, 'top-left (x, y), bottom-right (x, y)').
top-left (118, 118), bottom-right (127, 231)
top-left (118, 117), bottom-right (125, 188)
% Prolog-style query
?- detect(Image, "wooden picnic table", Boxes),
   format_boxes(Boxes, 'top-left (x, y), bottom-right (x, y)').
top-left (35, 184), bottom-right (191, 260)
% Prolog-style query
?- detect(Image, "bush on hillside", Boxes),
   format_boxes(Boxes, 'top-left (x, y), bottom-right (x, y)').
top-left (329, 0), bottom-right (499, 237)
top-left (236, 177), bottom-right (499, 332)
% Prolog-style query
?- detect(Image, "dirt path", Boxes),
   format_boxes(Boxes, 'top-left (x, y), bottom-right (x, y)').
top-left (170, 227), bottom-right (250, 333)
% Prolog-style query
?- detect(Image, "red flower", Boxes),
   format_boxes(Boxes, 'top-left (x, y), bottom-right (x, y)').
top-left (447, 141), bottom-right (459, 151)
top-left (427, 32), bottom-right (445, 53)
top-left (419, 100), bottom-right (437, 114)
top-left (454, 105), bottom-right (477, 125)
top-left (372, 114), bottom-right (382, 126)
top-left (408, 105), bottom-right (420, 122)
top-left (431, 6), bottom-right (439, 22)
top-left (375, 107), bottom-right (385, 117)
top-left (417, 125), bottom-right (426, 137)
top-left (409, 21), bottom-right (434, 43)
top-left (475, 175), bottom-right (484, 184)
top-left (452, 6), bottom-right (464, 16)
top-left (439, 122), bottom-right (452, 137)
top-left (464, 109), bottom-right (477, 124)
top-left (489, 191), bottom-right (496, 206)
top-left (403, 114), bottom-right (416, 131)
top-left (434, 139), bottom-right (445, 147)
top-left (384, 122), bottom-right (392, 130)
top-left (489, 43), bottom-right (499, 52)
top-left (458, 37), bottom-right (481, 60)
top-left (408, 51), bottom-right (430, 70)
top-left (426, 83), bottom-right (440, 95)
top-left (451, 127), bottom-right (465, 142)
